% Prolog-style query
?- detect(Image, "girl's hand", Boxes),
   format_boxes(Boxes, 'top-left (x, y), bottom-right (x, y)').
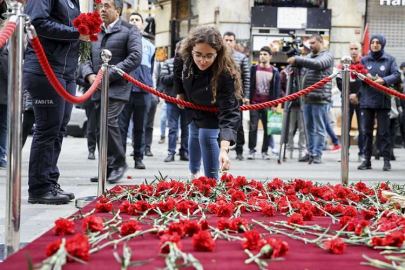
top-left (219, 149), bottom-right (231, 171)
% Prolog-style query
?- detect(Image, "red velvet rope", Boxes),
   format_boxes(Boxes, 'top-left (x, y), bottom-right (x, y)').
top-left (30, 37), bottom-right (103, 104)
top-left (123, 72), bottom-right (332, 112)
top-left (0, 21), bottom-right (17, 49)
top-left (363, 77), bottom-right (405, 100)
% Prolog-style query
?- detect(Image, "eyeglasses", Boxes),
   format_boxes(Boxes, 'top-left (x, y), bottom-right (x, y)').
top-left (192, 51), bottom-right (217, 62)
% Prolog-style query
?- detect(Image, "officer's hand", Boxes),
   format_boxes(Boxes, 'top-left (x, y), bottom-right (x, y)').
top-left (375, 75), bottom-right (386, 85)
top-left (177, 94), bottom-right (185, 109)
top-left (79, 34), bottom-right (91, 42)
top-left (349, 94), bottom-right (359, 105)
top-left (287, 57), bottom-right (296, 66)
top-left (243, 98), bottom-right (250, 105)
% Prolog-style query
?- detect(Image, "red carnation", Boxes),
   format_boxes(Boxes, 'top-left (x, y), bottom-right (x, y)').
top-left (46, 234), bottom-right (90, 262)
top-left (159, 233), bottom-right (182, 253)
top-left (217, 218), bottom-right (232, 231)
top-left (371, 237), bottom-right (385, 247)
top-left (231, 190), bottom-right (246, 203)
top-left (261, 202), bottom-right (276, 217)
top-left (354, 220), bottom-right (370, 236)
top-left (73, 19), bottom-right (82, 28)
top-left (53, 218), bottom-right (75, 236)
top-left (342, 206), bottom-right (357, 217)
top-left (200, 219), bottom-right (209, 230)
top-left (95, 199), bottom-right (113, 213)
top-left (182, 220), bottom-right (201, 236)
top-left (384, 231), bottom-right (405, 247)
top-left (230, 217), bottom-right (248, 232)
top-left (192, 231), bottom-right (215, 252)
top-left (90, 34), bottom-right (98, 42)
top-left (241, 230), bottom-right (262, 250)
top-left (216, 203), bottom-right (235, 217)
top-left (323, 237), bottom-right (346, 254)
top-left (119, 200), bottom-right (131, 214)
top-left (288, 213), bottom-right (305, 225)
top-left (258, 237), bottom-right (290, 259)
top-left (120, 220), bottom-right (141, 236)
top-left (78, 25), bottom-right (90, 35)
top-left (82, 215), bottom-right (104, 232)
top-left (168, 222), bottom-right (185, 237)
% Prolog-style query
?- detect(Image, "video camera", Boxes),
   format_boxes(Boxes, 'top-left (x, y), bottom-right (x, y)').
top-left (282, 33), bottom-right (303, 58)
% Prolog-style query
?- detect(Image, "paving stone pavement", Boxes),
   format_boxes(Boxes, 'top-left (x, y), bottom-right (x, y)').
top-left (0, 130), bottom-right (404, 251)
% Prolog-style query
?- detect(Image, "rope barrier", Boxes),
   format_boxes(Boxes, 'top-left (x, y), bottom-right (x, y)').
top-left (120, 68), bottom-right (334, 112)
top-left (30, 37), bottom-right (103, 104)
top-left (360, 76), bottom-right (405, 100)
top-left (0, 21), bottom-right (17, 49)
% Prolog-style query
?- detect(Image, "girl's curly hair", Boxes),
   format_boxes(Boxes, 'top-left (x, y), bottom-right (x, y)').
top-left (180, 26), bottom-right (243, 103)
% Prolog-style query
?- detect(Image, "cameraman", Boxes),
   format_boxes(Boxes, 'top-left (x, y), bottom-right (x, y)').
top-left (287, 34), bottom-right (334, 164)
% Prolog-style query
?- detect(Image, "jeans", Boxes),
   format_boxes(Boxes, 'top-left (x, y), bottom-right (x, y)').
top-left (303, 103), bottom-right (327, 156)
top-left (249, 108), bottom-right (271, 153)
top-left (167, 102), bottom-right (188, 155)
top-left (362, 108), bottom-right (391, 162)
top-left (0, 104), bottom-right (7, 162)
top-left (25, 73), bottom-right (74, 196)
top-left (161, 102), bottom-right (167, 138)
top-left (324, 103), bottom-right (339, 146)
top-left (118, 92), bottom-right (151, 159)
top-left (189, 122), bottom-right (219, 179)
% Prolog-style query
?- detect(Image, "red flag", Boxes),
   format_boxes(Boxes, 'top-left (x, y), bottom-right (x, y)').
top-left (362, 23), bottom-right (370, 56)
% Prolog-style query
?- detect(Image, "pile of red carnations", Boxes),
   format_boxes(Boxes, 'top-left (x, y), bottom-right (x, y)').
top-left (38, 174), bottom-right (405, 269)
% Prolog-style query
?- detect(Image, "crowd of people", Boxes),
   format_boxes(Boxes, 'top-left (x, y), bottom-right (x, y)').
top-left (0, 0), bottom-right (404, 205)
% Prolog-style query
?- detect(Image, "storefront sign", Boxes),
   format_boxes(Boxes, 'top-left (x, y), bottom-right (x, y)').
top-left (380, 0), bottom-right (405, 5)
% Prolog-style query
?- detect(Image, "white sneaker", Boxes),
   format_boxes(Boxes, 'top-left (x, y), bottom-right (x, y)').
top-left (271, 148), bottom-right (279, 155)
top-left (188, 170), bottom-right (202, 180)
top-left (261, 152), bottom-right (271, 160)
top-left (247, 150), bottom-right (255, 160)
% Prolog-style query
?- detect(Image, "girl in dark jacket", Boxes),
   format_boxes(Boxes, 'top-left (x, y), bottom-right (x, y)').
top-left (356, 34), bottom-right (400, 171)
top-left (174, 26), bottom-right (242, 179)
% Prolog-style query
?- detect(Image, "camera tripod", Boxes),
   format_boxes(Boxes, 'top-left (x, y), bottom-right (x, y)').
top-left (277, 66), bottom-right (309, 164)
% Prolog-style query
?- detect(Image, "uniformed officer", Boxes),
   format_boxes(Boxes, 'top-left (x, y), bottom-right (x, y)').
top-left (24, 0), bottom-right (90, 204)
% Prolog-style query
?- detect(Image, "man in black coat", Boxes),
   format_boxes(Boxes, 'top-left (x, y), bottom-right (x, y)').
top-left (24, 0), bottom-right (90, 204)
top-left (83, 0), bottom-right (142, 183)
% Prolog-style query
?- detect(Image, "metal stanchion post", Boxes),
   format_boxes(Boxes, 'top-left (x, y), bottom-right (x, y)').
top-left (4, 0), bottom-right (24, 259)
top-left (98, 49), bottom-right (111, 196)
top-left (340, 56), bottom-right (352, 185)
top-left (75, 50), bottom-right (111, 208)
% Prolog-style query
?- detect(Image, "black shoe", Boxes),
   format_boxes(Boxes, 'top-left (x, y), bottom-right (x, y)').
top-left (53, 183), bottom-right (75, 200)
top-left (108, 164), bottom-right (128, 183)
top-left (383, 161), bottom-right (391, 171)
top-left (90, 168), bottom-right (112, 182)
top-left (298, 154), bottom-right (310, 162)
top-left (145, 149), bottom-right (153, 157)
top-left (180, 152), bottom-right (189, 161)
top-left (358, 160), bottom-right (372, 170)
top-left (88, 152), bottom-right (95, 160)
top-left (391, 154), bottom-right (396, 161)
top-left (28, 190), bottom-right (70, 204)
top-left (236, 154), bottom-right (244, 161)
top-left (164, 154), bottom-right (175, 162)
top-left (135, 158), bottom-right (146, 169)
top-left (312, 155), bottom-right (322, 164)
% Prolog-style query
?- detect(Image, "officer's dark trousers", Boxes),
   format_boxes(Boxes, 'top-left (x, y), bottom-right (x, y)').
top-left (118, 92), bottom-right (150, 159)
top-left (95, 98), bottom-right (126, 170)
top-left (362, 108), bottom-right (391, 162)
top-left (25, 73), bottom-right (74, 196)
